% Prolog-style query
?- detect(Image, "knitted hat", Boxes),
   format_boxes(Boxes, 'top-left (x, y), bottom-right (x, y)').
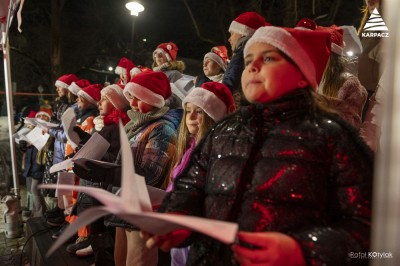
top-left (244, 26), bottom-right (332, 90)
top-left (182, 82), bottom-right (236, 122)
top-left (204, 46), bottom-right (229, 72)
top-left (123, 71), bottom-right (172, 108)
top-left (229, 12), bottom-right (268, 36)
top-left (153, 42), bottom-right (178, 62)
top-left (55, 74), bottom-right (79, 89)
top-left (101, 84), bottom-right (130, 110)
top-left (77, 84), bottom-right (103, 105)
top-left (68, 79), bottom-right (91, 96)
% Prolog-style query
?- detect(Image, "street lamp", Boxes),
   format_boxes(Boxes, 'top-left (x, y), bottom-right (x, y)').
top-left (125, 2), bottom-right (144, 56)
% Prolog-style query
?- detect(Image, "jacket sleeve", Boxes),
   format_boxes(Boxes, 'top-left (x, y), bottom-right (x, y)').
top-left (334, 76), bottom-right (368, 129)
top-left (288, 125), bottom-right (373, 266)
top-left (222, 51), bottom-right (244, 93)
top-left (135, 123), bottom-right (177, 188)
top-left (49, 125), bottom-right (68, 143)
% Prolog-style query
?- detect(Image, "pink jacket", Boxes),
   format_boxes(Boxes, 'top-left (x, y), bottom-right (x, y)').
top-left (331, 74), bottom-right (368, 129)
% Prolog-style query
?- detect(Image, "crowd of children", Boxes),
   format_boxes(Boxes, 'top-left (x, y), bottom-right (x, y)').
top-left (14, 1), bottom-right (383, 265)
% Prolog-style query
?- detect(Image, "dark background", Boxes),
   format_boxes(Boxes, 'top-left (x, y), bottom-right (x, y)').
top-left (0, 0), bottom-right (365, 114)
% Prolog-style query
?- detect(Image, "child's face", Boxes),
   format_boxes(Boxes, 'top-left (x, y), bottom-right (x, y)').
top-left (241, 42), bottom-right (306, 104)
top-left (154, 51), bottom-right (168, 66)
top-left (228, 31), bottom-right (242, 51)
top-left (98, 96), bottom-right (115, 116)
top-left (56, 86), bottom-right (68, 97)
top-left (120, 72), bottom-right (128, 85)
top-left (77, 95), bottom-right (93, 110)
top-left (127, 94), bottom-right (155, 114)
top-left (203, 58), bottom-right (222, 77)
top-left (36, 114), bottom-right (50, 121)
top-left (185, 102), bottom-right (204, 136)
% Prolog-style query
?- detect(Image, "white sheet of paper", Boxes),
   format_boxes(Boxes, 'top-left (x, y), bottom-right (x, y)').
top-left (49, 132), bottom-right (110, 173)
top-left (25, 126), bottom-right (50, 151)
top-left (34, 118), bottom-right (58, 130)
top-left (55, 172), bottom-right (75, 208)
top-left (13, 127), bottom-right (31, 144)
top-left (61, 107), bottom-right (80, 149)
top-left (40, 121), bottom-right (238, 257)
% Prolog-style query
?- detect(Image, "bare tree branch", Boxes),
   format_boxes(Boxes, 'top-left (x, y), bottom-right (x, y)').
top-left (182, 0), bottom-right (218, 45)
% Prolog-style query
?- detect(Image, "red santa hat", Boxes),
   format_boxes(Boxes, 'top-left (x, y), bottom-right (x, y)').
top-left (77, 84), bottom-right (103, 105)
top-left (296, 18), bottom-right (344, 56)
top-left (115, 57), bottom-right (135, 76)
top-left (123, 71), bottom-right (172, 108)
top-left (204, 46), bottom-right (229, 72)
top-left (244, 26), bottom-right (332, 90)
top-left (182, 82), bottom-right (236, 122)
top-left (35, 109), bottom-right (52, 120)
top-left (153, 42), bottom-right (178, 62)
top-left (316, 25), bottom-right (344, 55)
top-left (55, 74), bottom-right (79, 89)
top-left (101, 84), bottom-right (130, 111)
top-left (68, 79), bottom-right (91, 96)
top-left (229, 12), bottom-right (269, 37)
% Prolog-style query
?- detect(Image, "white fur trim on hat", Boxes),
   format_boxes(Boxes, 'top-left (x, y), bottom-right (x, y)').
top-left (77, 90), bottom-right (99, 105)
top-left (101, 84), bottom-right (130, 110)
top-left (55, 80), bottom-right (69, 89)
top-left (123, 82), bottom-right (165, 108)
top-left (35, 111), bottom-right (51, 120)
top-left (68, 82), bottom-right (81, 95)
top-left (153, 48), bottom-right (172, 62)
top-left (244, 26), bottom-right (317, 89)
top-left (229, 20), bottom-right (256, 36)
top-left (130, 67), bottom-right (142, 77)
top-left (115, 66), bottom-right (125, 75)
top-left (331, 43), bottom-right (343, 56)
top-left (182, 87), bottom-right (227, 122)
top-left (204, 52), bottom-right (227, 72)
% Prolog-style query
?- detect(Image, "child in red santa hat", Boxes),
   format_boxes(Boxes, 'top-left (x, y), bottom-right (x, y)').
top-left (142, 25), bottom-right (373, 266)
top-left (194, 46), bottom-right (230, 87)
top-left (71, 84), bottom-right (130, 262)
top-left (223, 11), bottom-right (269, 107)
top-left (106, 71), bottom-right (180, 266)
top-left (152, 42), bottom-right (185, 82)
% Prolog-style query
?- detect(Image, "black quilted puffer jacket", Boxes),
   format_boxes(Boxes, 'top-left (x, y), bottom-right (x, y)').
top-left (160, 89), bottom-right (373, 266)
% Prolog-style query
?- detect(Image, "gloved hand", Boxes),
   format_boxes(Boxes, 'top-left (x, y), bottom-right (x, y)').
top-left (19, 140), bottom-right (28, 153)
top-left (73, 126), bottom-right (91, 145)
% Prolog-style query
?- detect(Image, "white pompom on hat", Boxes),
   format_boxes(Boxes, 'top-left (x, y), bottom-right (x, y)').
top-left (244, 26), bottom-right (332, 90)
top-left (182, 82), bottom-right (236, 122)
top-left (101, 84), bottom-right (130, 110)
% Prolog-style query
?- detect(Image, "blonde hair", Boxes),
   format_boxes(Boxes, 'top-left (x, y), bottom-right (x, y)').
top-left (319, 54), bottom-right (346, 99)
top-left (358, 0), bottom-right (384, 35)
top-left (162, 107), bottom-right (214, 188)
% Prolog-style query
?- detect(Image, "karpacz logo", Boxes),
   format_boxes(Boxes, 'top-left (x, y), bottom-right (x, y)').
top-left (362, 8), bottom-right (389, 38)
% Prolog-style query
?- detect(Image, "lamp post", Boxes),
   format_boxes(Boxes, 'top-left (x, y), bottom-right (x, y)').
top-left (125, 2), bottom-right (144, 57)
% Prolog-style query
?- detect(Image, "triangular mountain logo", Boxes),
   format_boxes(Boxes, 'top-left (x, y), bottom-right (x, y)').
top-left (363, 8), bottom-right (388, 31)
